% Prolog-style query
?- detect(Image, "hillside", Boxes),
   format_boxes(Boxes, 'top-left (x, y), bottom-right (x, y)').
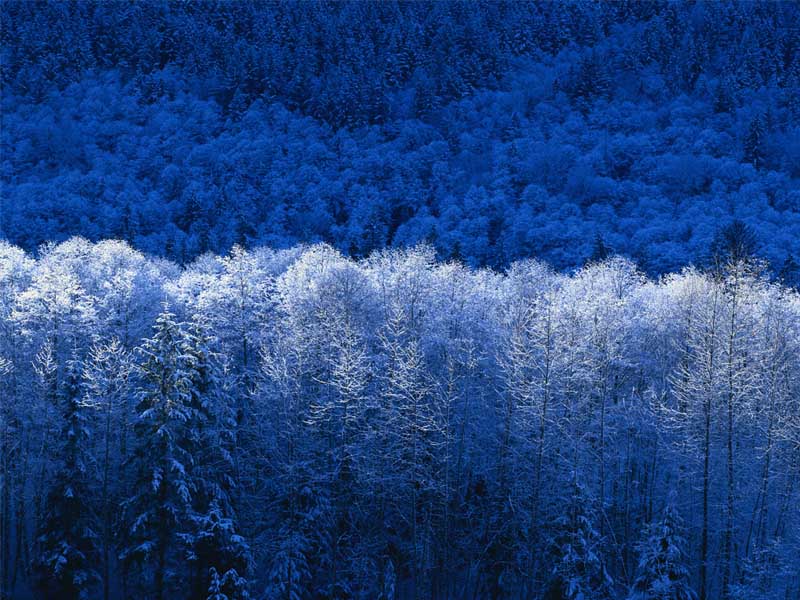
top-left (1, 1), bottom-right (799, 276)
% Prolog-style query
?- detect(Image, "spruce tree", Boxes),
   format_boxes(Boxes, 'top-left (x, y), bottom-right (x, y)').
top-left (34, 357), bottom-right (100, 599)
top-left (182, 319), bottom-right (251, 599)
top-left (628, 502), bottom-right (697, 600)
top-left (546, 472), bottom-right (612, 600)
top-left (121, 309), bottom-right (199, 600)
top-left (743, 115), bottom-right (766, 170)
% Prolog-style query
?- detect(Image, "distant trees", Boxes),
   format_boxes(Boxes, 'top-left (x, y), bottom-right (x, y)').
top-left (2, 239), bottom-right (799, 599)
top-left (2, 3), bottom-right (799, 275)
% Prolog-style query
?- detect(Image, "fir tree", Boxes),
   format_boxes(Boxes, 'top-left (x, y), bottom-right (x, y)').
top-left (189, 503), bottom-right (251, 600)
top-left (590, 233), bottom-right (612, 263)
top-left (546, 472), bottom-right (612, 600)
top-left (182, 319), bottom-right (251, 599)
top-left (743, 115), bottom-right (766, 170)
top-left (120, 309), bottom-right (199, 600)
top-left (628, 502), bottom-right (697, 600)
top-left (33, 357), bottom-right (100, 599)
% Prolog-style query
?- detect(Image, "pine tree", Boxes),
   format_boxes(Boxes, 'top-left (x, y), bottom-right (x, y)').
top-left (778, 254), bottom-right (799, 288)
top-left (121, 309), bottom-right (199, 600)
top-left (189, 503), bottom-right (251, 600)
top-left (628, 502), bottom-right (697, 600)
top-left (590, 233), bottom-right (611, 263)
top-left (546, 472), bottom-right (612, 600)
top-left (743, 115), bottom-right (766, 170)
top-left (33, 357), bottom-right (100, 599)
top-left (182, 319), bottom-right (251, 600)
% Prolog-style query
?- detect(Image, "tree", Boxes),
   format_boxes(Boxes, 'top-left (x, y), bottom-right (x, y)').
top-left (709, 220), bottom-right (759, 269)
top-left (378, 304), bottom-right (439, 600)
top-left (259, 320), bottom-right (328, 600)
top-left (743, 115), bottom-right (766, 170)
top-left (182, 318), bottom-right (251, 600)
top-left (188, 503), bottom-right (251, 600)
top-left (497, 279), bottom-right (563, 586)
top-left (590, 233), bottom-right (611, 263)
top-left (628, 501), bottom-right (697, 600)
top-left (669, 271), bottom-right (722, 600)
top-left (82, 338), bottom-right (133, 600)
top-left (33, 357), bottom-right (100, 599)
top-left (546, 472), bottom-right (612, 600)
top-left (120, 309), bottom-right (200, 600)
top-left (777, 254), bottom-right (799, 288)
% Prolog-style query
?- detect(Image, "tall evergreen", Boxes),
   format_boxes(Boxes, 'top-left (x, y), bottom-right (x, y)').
top-left (182, 318), bottom-right (251, 599)
top-left (546, 472), bottom-right (612, 600)
top-left (120, 310), bottom-right (199, 600)
top-left (33, 357), bottom-right (100, 599)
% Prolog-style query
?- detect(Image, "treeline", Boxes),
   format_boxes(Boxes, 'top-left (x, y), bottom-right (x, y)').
top-left (1, 238), bottom-right (798, 599)
top-left (2, 1), bottom-right (799, 272)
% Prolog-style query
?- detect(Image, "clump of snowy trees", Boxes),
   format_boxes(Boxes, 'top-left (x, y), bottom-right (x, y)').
top-left (1, 238), bottom-right (799, 599)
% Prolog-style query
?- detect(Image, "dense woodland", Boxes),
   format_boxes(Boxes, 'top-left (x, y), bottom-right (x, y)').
top-left (1, 1), bottom-right (799, 275)
top-left (1, 237), bottom-right (799, 599)
top-left (2, 2), bottom-right (800, 600)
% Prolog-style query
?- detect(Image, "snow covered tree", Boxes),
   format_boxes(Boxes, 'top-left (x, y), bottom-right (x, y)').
top-left (377, 304), bottom-right (439, 600)
top-left (546, 472), bottom-right (612, 600)
top-left (33, 357), bottom-right (100, 599)
top-left (258, 321), bottom-right (330, 600)
top-left (82, 337), bottom-right (133, 600)
top-left (182, 318), bottom-right (251, 600)
top-left (188, 502), bottom-right (251, 600)
top-left (120, 309), bottom-right (200, 600)
top-left (668, 271), bottom-right (722, 600)
top-left (628, 502), bottom-right (697, 600)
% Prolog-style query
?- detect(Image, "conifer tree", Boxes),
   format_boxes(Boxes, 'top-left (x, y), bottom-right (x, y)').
top-left (546, 472), bottom-right (612, 600)
top-left (743, 116), bottom-right (766, 170)
top-left (120, 309), bottom-right (199, 600)
top-left (33, 357), bottom-right (100, 599)
top-left (628, 502), bottom-right (697, 600)
top-left (182, 318), bottom-right (251, 599)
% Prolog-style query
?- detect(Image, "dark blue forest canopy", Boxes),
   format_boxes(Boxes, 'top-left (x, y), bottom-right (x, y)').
top-left (1, 0), bottom-right (799, 279)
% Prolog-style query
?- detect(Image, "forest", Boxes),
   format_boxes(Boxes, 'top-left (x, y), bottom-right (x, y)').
top-left (2, 1), bottom-right (800, 599)
top-left (1, 1), bottom-right (799, 276)
top-left (1, 238), bottom-right (799, 599)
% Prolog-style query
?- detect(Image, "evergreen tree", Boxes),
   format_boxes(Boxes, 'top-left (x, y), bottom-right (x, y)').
top-left (590, 233), bottom-right (612, 263)
top-left (743, 115), bottom-right (766, 170)
top-left (568, 51), bottom-right (611, 111)
top-left (182, 319), bottom-right (251, 599)
top-left (120, 309), bottom-right (199, 600)
top-left (33, 357), bottom-right (100, 599)
top-left (546, 472), bottom-right (612, 600)
top-left (628, 502), bottom-right (697, 600)
top-left (189, 503), bottom-right (251, 600)
top-left (778, 254), bottom-right (799, 288)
